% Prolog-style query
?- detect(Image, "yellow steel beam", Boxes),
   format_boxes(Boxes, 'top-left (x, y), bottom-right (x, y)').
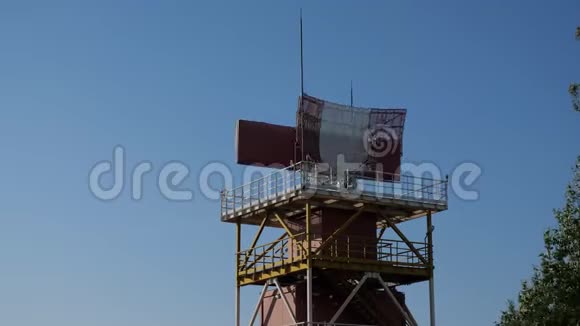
top-left (306, 202), bottom-right (311, 259)
top-left (274, 212), bottom-right (295, 238)
top-left (377, 224), bottom-right (387, 241)
top-left (236, 220), bottom-right (241, 280)
top-left (244, 233), bottom-right (288, 270)
top-left (381, 213), bottom-right (428, 265)
top-left (427, 209), bottom-right (436, 325)
top-left (314, 205), bottom-right (365, 255)
top-left (242, 214), bottom-right (268, 267)
top-left (235, 220), bottom-right (241, 326)
top-left (239, 262), bottom-right (309, 286)
top-left (427, 210), bottom-right (434, 268)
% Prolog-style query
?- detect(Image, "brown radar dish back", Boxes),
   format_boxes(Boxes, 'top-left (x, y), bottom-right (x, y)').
top-left (235, 120), bottom-right (297, 168)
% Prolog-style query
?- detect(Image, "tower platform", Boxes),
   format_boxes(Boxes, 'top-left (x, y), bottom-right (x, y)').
top-left (221, 161), bottom-right (447, 226)
top-left (224, 162), bottom-right (448, 325)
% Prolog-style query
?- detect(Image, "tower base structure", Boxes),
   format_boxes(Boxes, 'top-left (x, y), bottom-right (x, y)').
top-left (260, 274), bottom-right (409, 326)
top-left (223, 162), bottom-right (447, 326)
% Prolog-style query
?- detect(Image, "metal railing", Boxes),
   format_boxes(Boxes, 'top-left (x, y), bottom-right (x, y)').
top-left (237, 232), bottom-right (430, 276)
top-left (312, 234), bottom-right (430, 266)
top-left (238, 233), bottom-right (307, 273)
top-left (221, 161), bottom-right (448, 218)
top-left (221, 163), bottom-right (305, 218)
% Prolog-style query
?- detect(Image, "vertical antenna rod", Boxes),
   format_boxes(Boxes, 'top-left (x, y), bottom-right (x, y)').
top-left (350, 80), bottom-right (353, 106)
top-left (300, 9), bottom-right (304, 96)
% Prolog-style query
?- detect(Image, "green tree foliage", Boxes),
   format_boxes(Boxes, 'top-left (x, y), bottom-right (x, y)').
top-left (499, 34), bottom-right (580, 322)
top-left (571, 84), bottom-right (579, 112)
top-left (571, 27), bottom-right (580, 112)
top-left (497, 158), bottom-right (580, 325)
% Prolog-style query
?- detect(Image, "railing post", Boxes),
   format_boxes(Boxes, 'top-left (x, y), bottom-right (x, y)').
top-left (293, 165), bottom-right (297, 190)
top-left (257, 179), bottom-right (260, 204)
top-left (445, 174), bottom-right (449, 201)
top-left (241, 184), bottom-right (245, 209)
top-left (363, 239), bottom-right (367, 259)
top-left (306, 202), bottom-right (313, 324)
top-left (427, 210), bottom-right (436, 326)
top-left (233, 189), bottom-right (237, 215)
top-left (220, 190), bottom-right (224, 217)
top-left (302, 162), bottom-right (308, 187)
top-left (329, 167), bottom-right (333, 185)
top-left (235, 221), bottom-right (241, 326)
top-left (313, 163), bottom-right (317, 186)
top-left (347, 236), bottom-right (350, 259)
top-left (283, 169), bottom-right (287, 194)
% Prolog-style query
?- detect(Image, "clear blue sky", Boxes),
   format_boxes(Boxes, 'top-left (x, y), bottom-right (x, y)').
top-left (0, 1), bottom-right (579, 325)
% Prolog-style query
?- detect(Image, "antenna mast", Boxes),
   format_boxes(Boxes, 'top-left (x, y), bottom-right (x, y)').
top-left (350, 80), bottom-right (354, 106)
top-left (300, 9), bottom-right (304, 96)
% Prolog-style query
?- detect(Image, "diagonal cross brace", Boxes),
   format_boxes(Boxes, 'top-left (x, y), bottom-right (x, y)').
top-left (329, 273), bottom-right (370, 324)
top-left (241, 214), bottom-right (268, 268)
top-left (244, 233), bottom-right (288, 270)
top-left (314, 206), bottom-right (365, 255)
top-left (377, 223), bottom-right (388, 241)
top-left (248, 281), bottom-right (270, 326)
top-left (272, 278), bottom-right (297, 324)
top-left (376, 274), bottom-right (418, 326)
top-left (329, 272), bottom-right (418, 326)
top-left (380, 213), bottom-right (428, 266)
top-left (274, 212), bottom-right (295, 238)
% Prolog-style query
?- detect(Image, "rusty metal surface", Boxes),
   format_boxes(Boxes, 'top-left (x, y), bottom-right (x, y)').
top-left (261, 279), bottom-right (407, 325)
top-left (236, 119), bottom-right (297, 167)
